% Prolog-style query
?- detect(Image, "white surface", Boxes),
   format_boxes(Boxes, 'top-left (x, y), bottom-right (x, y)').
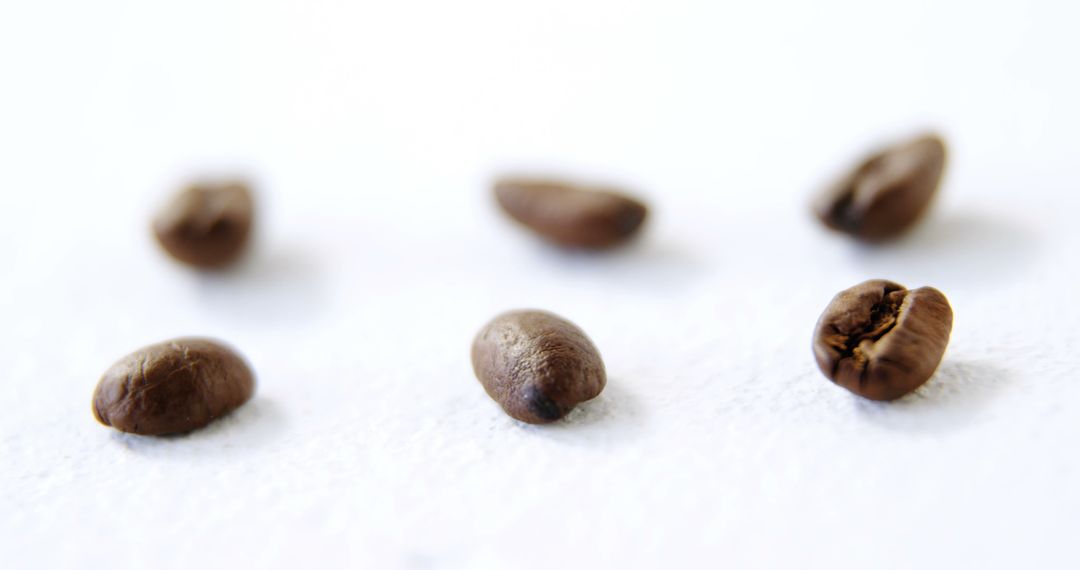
top-left (2, 1), bottom-right (1079, 568)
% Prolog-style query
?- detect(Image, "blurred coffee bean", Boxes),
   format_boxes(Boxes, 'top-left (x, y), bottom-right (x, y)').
top-left (153, 181), bottom-right (254, 268)
top-left (814, 133), bottom-right (946, 242)
top-left (494, 178), bottom-right (647, 249)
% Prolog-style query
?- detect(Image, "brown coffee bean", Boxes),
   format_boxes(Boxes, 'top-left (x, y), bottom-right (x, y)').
top-left (471, 310), bottom-right (606, 424)
top-left (152, 181), bottom-right (254, 268)
top-left (494, 178), bottom-right (647, 249)
top-left (812, 280), bottom-right (953, 401)
top-left (813, 133), bottom-right (947, 242)
top-left (92, 337), bottom-right (255, 435)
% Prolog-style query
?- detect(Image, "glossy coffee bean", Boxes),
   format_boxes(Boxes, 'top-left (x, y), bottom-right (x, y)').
top-left (152, 181), bottom-right (254, 268)
top-left (92, 337), bottom-right (255, 435)
top-left (814, 133), bottom-right (946, 242)
top-left (813, 280), bottom-right (953, 401)
top-left (471, 310), bottom-right (606, 424)
top-left (494, 178), bottom-right (647, 249)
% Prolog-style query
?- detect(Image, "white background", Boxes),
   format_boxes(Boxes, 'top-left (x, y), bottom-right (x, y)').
top-left (2, 1), bottom-right (1079, 568)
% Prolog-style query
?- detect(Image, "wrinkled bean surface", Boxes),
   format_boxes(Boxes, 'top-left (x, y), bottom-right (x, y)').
top-left (92, 337), bottom-right (255, 435)
top-left (472, 310), bottom-right (606, 424)
top-left (813, 280), bottom-right (953, 401)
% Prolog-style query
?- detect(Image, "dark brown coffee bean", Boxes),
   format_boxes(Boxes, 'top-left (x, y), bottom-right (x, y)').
top-left (494, 178), bottom-right (647, 249)
top-left (471, 310), bottom-right (606, 424)
top-left (812, 280), bottom-right (953, 401)
top-left (92, 337), bottom-right (255, 435)
top-left (152, 181), bottom-right (254, 268)
top-left (814, 133), bottom-right (947, 242)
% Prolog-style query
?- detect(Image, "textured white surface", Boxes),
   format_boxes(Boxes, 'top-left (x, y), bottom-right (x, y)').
top-left (1, 1), bottom-right (1079, 568)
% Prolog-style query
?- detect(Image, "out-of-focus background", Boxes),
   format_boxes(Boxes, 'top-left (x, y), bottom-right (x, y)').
top-left (2, 1), bottom-right (1078, 568)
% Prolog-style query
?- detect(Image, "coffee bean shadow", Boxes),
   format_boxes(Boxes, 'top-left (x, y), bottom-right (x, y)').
top-left (853, 359), bottom-right (1009, 433)
top-left (848, 210), bottom-right (1039, 287)
top-left (108, 396), bottom-right (285, 458)
top-left (531, 236), bottom-right (707, 292)
top-left (518, 380), bottom-right (646, 446)
top-left (195, 243), bottom-right (326, 323)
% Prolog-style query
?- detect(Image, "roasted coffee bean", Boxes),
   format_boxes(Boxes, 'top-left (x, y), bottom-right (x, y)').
top-left (92, 337), bottom-right (255, 435)
top-left (812, 280), bottom-right (953, 401)
top-left (471, 310), bottom-right (606, 424)
top-left (494, 178), bottom-right (647, 249)
top-left (152, 181), bottom-right (254, 268)
top-left (814, 133), bottom-right (946, 242)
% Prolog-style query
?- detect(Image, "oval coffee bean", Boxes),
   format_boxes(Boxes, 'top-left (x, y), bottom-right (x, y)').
top-left (471, 310), bottom-right (606, 424)
top-left (813, 133), bottom-right (946, 242)
top-left (92, 337), bottom-right (255, 435)
top-left (812, 280), bottom-right (953, 401)
top-left (152, 180), bottom-right (254, 268)
top-left (494, 178), bottom-right (648, 249)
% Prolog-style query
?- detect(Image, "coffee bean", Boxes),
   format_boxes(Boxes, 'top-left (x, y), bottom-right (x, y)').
top-left (812, 280), bottom-right (953, 401)
top-left (471, 310), bottom-right (606, 424)
top-left (814, 133), bottom-right (946, 242)
top-left (152, 181), bottom-right (254, 268)
top-left (92, 338), bottom-right (255, 435)
top-left (494, 178), bottom-right (647, 249)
